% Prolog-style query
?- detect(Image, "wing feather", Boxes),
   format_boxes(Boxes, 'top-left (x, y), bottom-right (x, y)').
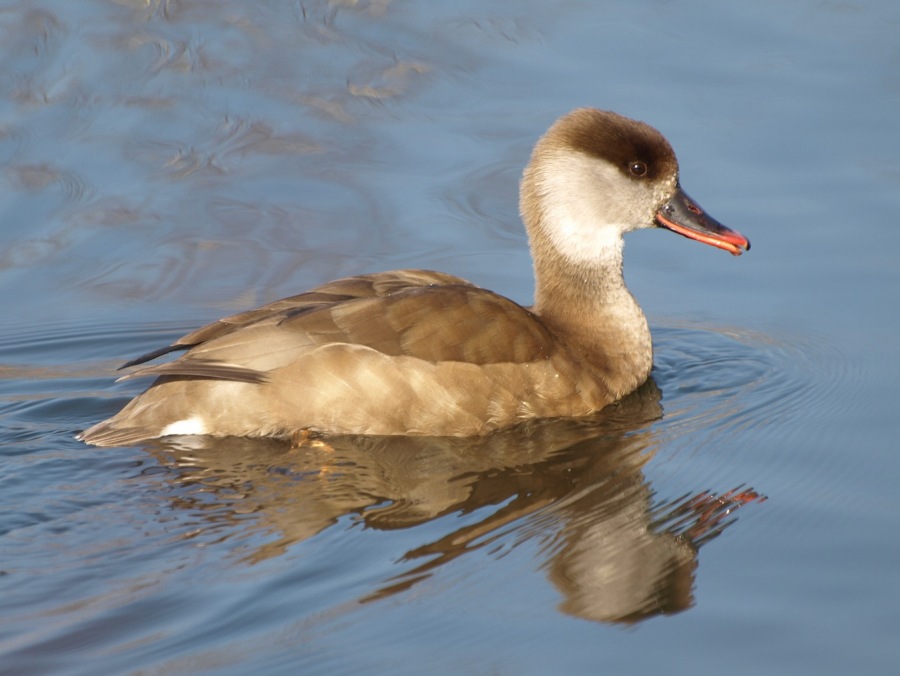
top-left (117, 270), bottom-right (558, 382)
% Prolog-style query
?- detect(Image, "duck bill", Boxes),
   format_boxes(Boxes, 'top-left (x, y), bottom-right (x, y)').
top-left (655, 186), bottom-right (750, 256)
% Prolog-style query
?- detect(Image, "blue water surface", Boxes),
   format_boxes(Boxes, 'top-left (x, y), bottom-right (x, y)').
top-left (1, 1), bottom-right (899, 674)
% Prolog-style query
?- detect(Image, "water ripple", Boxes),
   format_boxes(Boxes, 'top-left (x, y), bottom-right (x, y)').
top-left (653, 322), bottom-right (854, 438)
top-left (0, 124), bottom-right (32, 164)
top-left (7, 162), bottom-right (93, 203)
top-left (650, 321), bottom-right (863, 511)
top-left (440, 160), bottom-right (522, 244)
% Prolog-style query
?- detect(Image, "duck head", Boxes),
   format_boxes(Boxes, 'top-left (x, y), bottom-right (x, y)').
top-left (520, 108), bottom-right (750, 269)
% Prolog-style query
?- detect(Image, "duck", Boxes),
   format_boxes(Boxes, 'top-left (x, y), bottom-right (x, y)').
top-left (78, 108), bottom-right (749, 447)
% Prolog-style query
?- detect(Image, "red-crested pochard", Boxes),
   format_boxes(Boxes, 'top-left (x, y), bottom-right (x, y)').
top-left (78, 109), bottom-right (749, 447)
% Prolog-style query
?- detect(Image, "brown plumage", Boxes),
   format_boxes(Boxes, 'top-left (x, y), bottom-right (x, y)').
top-left (78, 109), bottom-right (749, 447)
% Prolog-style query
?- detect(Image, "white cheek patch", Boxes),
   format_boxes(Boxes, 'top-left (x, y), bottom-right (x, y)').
top-left (535, 153), bottom-right (643, 265)
top-left (544, 211), bottom-right (627, 265)
top-left (161, 417), bottom-right (209, 437)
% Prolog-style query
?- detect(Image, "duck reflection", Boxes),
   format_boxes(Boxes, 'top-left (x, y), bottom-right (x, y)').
top-left (143, 379), bottom-right (763, 624)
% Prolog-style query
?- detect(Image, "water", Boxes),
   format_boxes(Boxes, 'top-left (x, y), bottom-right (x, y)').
top-left (2, 0), bottom-right (899, 673)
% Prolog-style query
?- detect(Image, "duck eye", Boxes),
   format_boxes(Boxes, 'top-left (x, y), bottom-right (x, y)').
top-left (629, 161), bottom-right (648, 177)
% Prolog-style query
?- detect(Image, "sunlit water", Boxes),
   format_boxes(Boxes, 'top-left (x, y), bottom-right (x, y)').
top-left (2, 1), bottom-right (899, 674)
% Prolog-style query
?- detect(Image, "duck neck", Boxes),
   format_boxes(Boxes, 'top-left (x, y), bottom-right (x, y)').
top-left (531, 239), bottom-right (653, 397)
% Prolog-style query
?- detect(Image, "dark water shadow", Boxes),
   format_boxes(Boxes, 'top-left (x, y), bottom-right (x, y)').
top-left (141, 378), bottom-right (763, 624)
